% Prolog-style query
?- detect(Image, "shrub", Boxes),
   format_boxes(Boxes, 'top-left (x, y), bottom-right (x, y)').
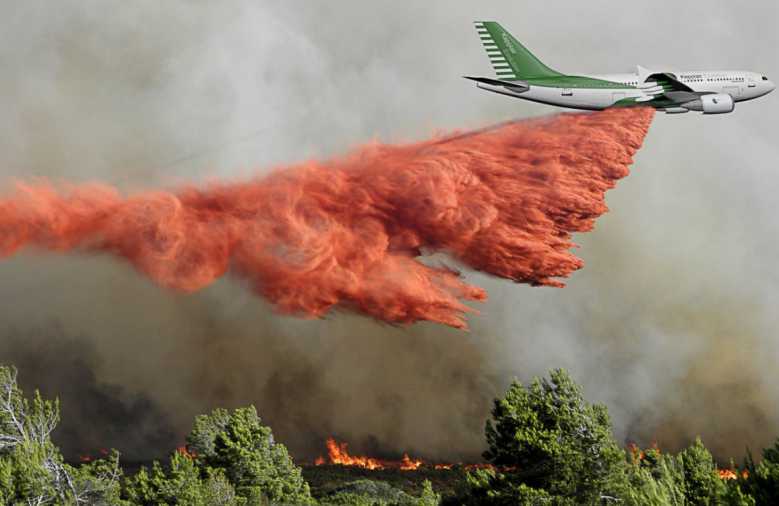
top-left (453, 468), bottom-right (556, 505)
top-left (416, 480), bottom-right (441, 506)
top-left (318, 479), bottom-right (440, 506)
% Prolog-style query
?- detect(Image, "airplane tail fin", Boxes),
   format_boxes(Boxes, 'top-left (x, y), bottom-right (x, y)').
top-left (474, 21), bottom-right (562, 80)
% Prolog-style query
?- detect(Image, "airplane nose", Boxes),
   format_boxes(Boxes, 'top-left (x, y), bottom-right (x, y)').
top-left (770, 81), bottom-right (777, 94)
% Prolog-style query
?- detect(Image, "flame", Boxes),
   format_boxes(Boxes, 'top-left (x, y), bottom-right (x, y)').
top-left (77, 448), bottom-right (110, 463)
top-left (400, 453), bottom-right (423, 471)
top-left (314, 438), bottom-right (427, 471)
top-left (630, 443), bottom-right (747, 483)
top-left (176, 445), bottom-right (197, 459)
top-left (314, 437), bottom-right (508, 472)
top-left (321, 438), bottom-right (385, 470)
top-left (628, 442), bottom-right (662, 464)
top-left (717, 468), bottom-right (749, 481)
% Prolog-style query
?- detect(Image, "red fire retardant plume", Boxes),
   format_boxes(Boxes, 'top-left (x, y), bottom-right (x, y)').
top-left (0, 108), bottom-right (653, 329)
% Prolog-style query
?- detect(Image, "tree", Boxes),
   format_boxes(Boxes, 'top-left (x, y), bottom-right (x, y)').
top-left (0, 365), bottom-right (124, 505)
top-left (677, 437), bottom-right (726, 505)
top-left (70, 450), bottom-right (125, 505)
top-left (472, 369), bottom-right (627, 504)
top-left (624, 437), bottom-right (751, 506)
top-left (744, 438), bottom-right (779, 505)
top-left (623, 445), bottom-right (687, 506)
top-left (123, 451), bottom-right (237, 505)
top-left (186, 406), bottom-right (314, 505)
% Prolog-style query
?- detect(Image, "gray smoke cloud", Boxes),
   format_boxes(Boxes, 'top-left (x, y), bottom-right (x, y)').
top-left (0, 0), bottom-right (777, 463)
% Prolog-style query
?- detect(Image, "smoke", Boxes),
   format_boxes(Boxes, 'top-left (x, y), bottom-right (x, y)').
top-left (0, 109), bottom-right (652, 329)
top-left (0, 326), bottom-right (174, 461)
top-left (0, 1), bottom-right (777, 465)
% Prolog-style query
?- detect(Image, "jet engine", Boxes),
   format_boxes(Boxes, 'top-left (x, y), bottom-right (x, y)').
top-left (682, 93), bottom-right (735, 114)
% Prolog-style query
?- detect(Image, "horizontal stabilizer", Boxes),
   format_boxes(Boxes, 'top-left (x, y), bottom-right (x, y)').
top-left (463, 76), bottom-right (529, 92)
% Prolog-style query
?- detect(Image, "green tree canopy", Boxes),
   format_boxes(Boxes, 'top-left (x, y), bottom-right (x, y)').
top-left (186, 405), bottom-right (314, 505)
top-left (744, 438), bottom-right (779, 505)
top-left (478, 368), bottom-right (627, 504)
top-left (0, 365), bottom-right (124, 505)
top-left (677, 437), bottom-right (726, 505)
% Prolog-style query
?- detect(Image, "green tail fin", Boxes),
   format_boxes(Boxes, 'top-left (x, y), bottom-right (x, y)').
top-left (474, 21), bottom-right (562, 80)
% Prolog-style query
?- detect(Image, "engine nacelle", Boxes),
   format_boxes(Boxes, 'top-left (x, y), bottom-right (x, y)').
top-left (682, 93), bottom-right (735, 114)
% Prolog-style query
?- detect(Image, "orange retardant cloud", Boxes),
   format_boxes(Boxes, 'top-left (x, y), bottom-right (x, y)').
top-left (0, 108), bottom-right (654, 328)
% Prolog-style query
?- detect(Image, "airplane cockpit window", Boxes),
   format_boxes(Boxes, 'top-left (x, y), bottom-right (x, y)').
top-left (763, 76), bottom-right (769, 80)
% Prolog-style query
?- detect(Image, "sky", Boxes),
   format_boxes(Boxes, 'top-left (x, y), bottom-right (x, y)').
top-left (0, 1), bottom-right (777, 462)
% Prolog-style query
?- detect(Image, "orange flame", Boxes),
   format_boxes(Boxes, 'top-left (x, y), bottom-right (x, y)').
top-left (400, 453), bottom-right (423, 471)
top-left (176, 445), bottom-right (197, 459)
top-left (629, 443), bottom-right (746, 483)
top-left (717, 468), bottom-right (750, 481)
top-left (321, 438), bottom-right (385, 470)
top-left (77, 448), bottom-right (110, 463)
top-left (314, 437), bottom-right (509, 472)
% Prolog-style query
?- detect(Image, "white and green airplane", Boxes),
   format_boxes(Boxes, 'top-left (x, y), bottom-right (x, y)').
top-left (466, 21), bottom-right (775, 114)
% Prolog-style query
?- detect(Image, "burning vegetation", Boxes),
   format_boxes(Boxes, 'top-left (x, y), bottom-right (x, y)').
top-left (313, 437), bottom-right (506, 473)
top-left (314, 437), bottom-right (422, 471)
top-left (0, 364), bottom-right (776, 505)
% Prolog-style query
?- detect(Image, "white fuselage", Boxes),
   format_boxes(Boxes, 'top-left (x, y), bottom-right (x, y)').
top-left (513, 70), bottom-right (775, 112)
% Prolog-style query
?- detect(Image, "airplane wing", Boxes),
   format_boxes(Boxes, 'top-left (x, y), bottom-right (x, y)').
top-left (637, 72), bottom-right (699, 103)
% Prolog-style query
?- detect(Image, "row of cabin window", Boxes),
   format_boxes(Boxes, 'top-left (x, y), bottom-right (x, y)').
top-left (683, 77), bottom-right (744, 82)
top-left (615, 78), bottom-right (743, 85)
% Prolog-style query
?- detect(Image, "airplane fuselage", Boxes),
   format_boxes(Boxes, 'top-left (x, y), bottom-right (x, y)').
top-left (501, 70), bottom-right (775, 112)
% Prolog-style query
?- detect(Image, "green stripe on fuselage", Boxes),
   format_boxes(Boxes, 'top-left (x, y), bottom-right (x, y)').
top-left (525, 75), bottom-right (636, 89)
